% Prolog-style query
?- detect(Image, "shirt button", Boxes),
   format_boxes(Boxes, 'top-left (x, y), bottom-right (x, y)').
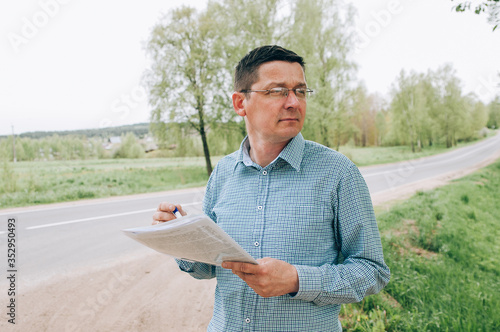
top-left (245, 318), bottom-right (251, 324)
top-left (262, 170), bottom-right (268, 175)
top-left (254, 241), bottom-right (260, 247)
top-left (257, 206), bottom-right (263, 210)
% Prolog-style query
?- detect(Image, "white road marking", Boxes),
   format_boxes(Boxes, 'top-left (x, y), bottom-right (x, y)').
top-left (25, 201), bottom-right (202, 230)
top-left (0, 187), bottom-right (206, 217)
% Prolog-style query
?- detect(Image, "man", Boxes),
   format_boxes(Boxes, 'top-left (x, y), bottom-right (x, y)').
top-left (153, 45), bottom-right (390, 331)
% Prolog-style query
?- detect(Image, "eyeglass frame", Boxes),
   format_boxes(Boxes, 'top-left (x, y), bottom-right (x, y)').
top-left (239, 87), bottom-right (314, 99)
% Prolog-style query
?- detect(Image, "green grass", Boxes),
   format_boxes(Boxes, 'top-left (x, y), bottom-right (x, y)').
top-left (341, 136), bottom-right (494, 167)
top-left (0, 133), bottom-right (496, 209)
top-left (0, 157), bottom-right (221, 209)
top-left (340, 159), bottom-right (500, 331)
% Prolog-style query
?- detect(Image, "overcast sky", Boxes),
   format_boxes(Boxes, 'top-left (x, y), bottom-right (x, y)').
top-left (1, 0), bottom-right (499, 136)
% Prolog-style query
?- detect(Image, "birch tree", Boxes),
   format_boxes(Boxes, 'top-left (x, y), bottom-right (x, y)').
top-left (284, 0), bottom-right (357, 150)
top-left (390, 70), bottom-right (430, 152)
top-left (144, 6), bottom-right (228, 176)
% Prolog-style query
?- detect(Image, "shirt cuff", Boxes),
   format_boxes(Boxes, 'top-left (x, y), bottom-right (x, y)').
top-left (176, 258), bottom-right (196, 272)
top-left (290, 265), bottom-right (322, 302)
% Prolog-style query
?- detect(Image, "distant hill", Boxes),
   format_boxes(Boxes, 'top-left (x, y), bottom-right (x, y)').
top-left (4, 123), bottom-right (151, 140)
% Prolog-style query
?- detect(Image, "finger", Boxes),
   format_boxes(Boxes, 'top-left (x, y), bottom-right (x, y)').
top-left (223, 262), bottom-right (260, 274)
top-left (157, 203), bottom-right (187, 217)
top-left (152, 211), bottom-right (177, 222)
top-left (151, 220), bottom-right (163, 225)
top-left (157, 202), bottom-right (177, 212)
top-left (232, 271), bottom-right (246, 279)
top-left (174, 204), bottom-right (187, 216)
top-left (221, 261), bottom-right (238, 270)
top-left (233, 271), bottom-right (257, 282)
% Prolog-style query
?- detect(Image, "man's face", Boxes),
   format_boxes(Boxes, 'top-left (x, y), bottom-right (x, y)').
top-left (234, 61), bottom-right (307, 145)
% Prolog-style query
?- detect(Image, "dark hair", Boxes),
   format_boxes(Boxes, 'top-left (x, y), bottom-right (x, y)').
top-left (234, 45), bottom-right (306, 92)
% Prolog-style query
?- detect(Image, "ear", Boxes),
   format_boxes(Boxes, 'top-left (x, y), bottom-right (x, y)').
top-left (232, 92), bottom-right (246, 117)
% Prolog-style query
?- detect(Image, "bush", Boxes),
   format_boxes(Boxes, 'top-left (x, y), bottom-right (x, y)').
top-left (112, 133), bottom-right (145, 159)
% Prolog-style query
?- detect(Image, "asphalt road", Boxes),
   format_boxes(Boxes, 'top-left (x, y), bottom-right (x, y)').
top-left (1, 132), bottom-right (499, 285)
top-left (362, 132), bottom-right (500, 194)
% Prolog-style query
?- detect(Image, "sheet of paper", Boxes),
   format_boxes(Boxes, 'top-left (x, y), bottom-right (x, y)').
top-left (122, 214), bottom-right (258, 266)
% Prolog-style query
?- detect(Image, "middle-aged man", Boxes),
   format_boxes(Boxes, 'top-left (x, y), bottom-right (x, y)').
top-left (153, 45), bottom-right (390, 331)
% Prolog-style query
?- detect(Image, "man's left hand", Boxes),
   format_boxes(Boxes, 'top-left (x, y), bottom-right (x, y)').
top-left (222, 257), bottom-right (299, 298)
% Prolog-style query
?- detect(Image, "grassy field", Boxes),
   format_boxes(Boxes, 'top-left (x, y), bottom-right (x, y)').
top-left (340, 159), bottom-right (500, 331)
top-left (0, 157), bottom-right (222, 209)
top-left (1, 135), bottom-right (495, 209)
top-left (340, 137), bottom-right (492, 166)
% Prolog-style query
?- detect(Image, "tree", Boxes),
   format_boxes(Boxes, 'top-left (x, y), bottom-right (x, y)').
top-left (452, 0), bottom-right (500, 30)
top-left (350, 85), bottom-right (382, 147)
top-left (487, 95), bottom-right (500, 128)
top-left (375, 105), bottom-right (390, 146)
top-left (389, 70), bottom-right (431, 152)
top-left (469, 98), bottom-right (489, 134)
top-left (427, 64), bottom-right (469, 148)
top-left (208, 0), bottom-right (287, 145)
top-left (144, 6), bottom-right (229, 176)
top-left (283, 0), bottom-right (357, 150)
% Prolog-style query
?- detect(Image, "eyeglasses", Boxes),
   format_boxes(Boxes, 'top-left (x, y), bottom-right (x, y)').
top-left (240, 87), bottom-right (314, 100)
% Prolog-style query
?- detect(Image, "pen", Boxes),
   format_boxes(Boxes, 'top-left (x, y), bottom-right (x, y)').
top-left (173, 207), bottom-right (183, 218)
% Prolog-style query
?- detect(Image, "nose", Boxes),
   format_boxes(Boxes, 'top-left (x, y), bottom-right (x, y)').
top-left (283, 90), bottom-right (301, 109)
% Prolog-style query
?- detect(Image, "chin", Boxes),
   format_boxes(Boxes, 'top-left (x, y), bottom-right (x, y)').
top-left (279, 127), bottom-right (301, 139)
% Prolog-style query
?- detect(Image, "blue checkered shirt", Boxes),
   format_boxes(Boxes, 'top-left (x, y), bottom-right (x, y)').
top-left (177, 133), bottom-right (390, 331)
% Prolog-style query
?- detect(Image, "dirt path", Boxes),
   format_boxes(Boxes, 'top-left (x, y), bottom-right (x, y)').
top-left (0, 253), bottom-right (216, 332)
top-left (2, 153), bottom-right (499, 332)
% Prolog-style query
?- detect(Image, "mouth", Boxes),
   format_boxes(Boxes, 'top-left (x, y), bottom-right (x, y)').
top-left (278, 118), bottom-right (299, 122)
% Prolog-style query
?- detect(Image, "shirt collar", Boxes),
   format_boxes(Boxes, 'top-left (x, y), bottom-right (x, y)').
top-left (241, 138), bottom-right (254, 166)
top-left (278, 132), bottom-right (305, 172)
top-left (234, 133), bottom-right (305, 172)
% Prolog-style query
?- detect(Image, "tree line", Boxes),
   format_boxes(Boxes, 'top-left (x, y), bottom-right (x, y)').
top-left (364, 65), bottom-right (498, 152)
top-left (0, 127), bottom-right (246, 162)
top-left (1, 134), bottom-right (106, 161)
top-left (143, 0), bottom-right (499, 175)
top-left (2, 1), bottom-right (498, 165)
top-left (0, 123), bottom-right (152, 162)
top-left (1, 123), bottom-right (150, 140)
top-left (0, 133), bottom-right (142, 162)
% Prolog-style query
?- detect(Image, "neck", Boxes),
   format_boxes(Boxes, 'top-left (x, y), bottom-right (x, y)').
top-left (248, 136), bottom-right (291, 167)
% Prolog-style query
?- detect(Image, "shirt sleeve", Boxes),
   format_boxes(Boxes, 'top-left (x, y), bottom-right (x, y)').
top-left (175, 259), bottom-right (216, 279)
top-left (291, 164), bottom-right (390, 305)
top-left (174, 164), bottom-right (219, 279)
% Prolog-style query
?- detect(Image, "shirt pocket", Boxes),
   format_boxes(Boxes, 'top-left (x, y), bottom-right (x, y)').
top-left (267, 204), bottom-right (334, 265)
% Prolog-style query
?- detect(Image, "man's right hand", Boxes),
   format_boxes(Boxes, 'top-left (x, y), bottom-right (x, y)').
top-left (152, 203), bottom-right (187, 225)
